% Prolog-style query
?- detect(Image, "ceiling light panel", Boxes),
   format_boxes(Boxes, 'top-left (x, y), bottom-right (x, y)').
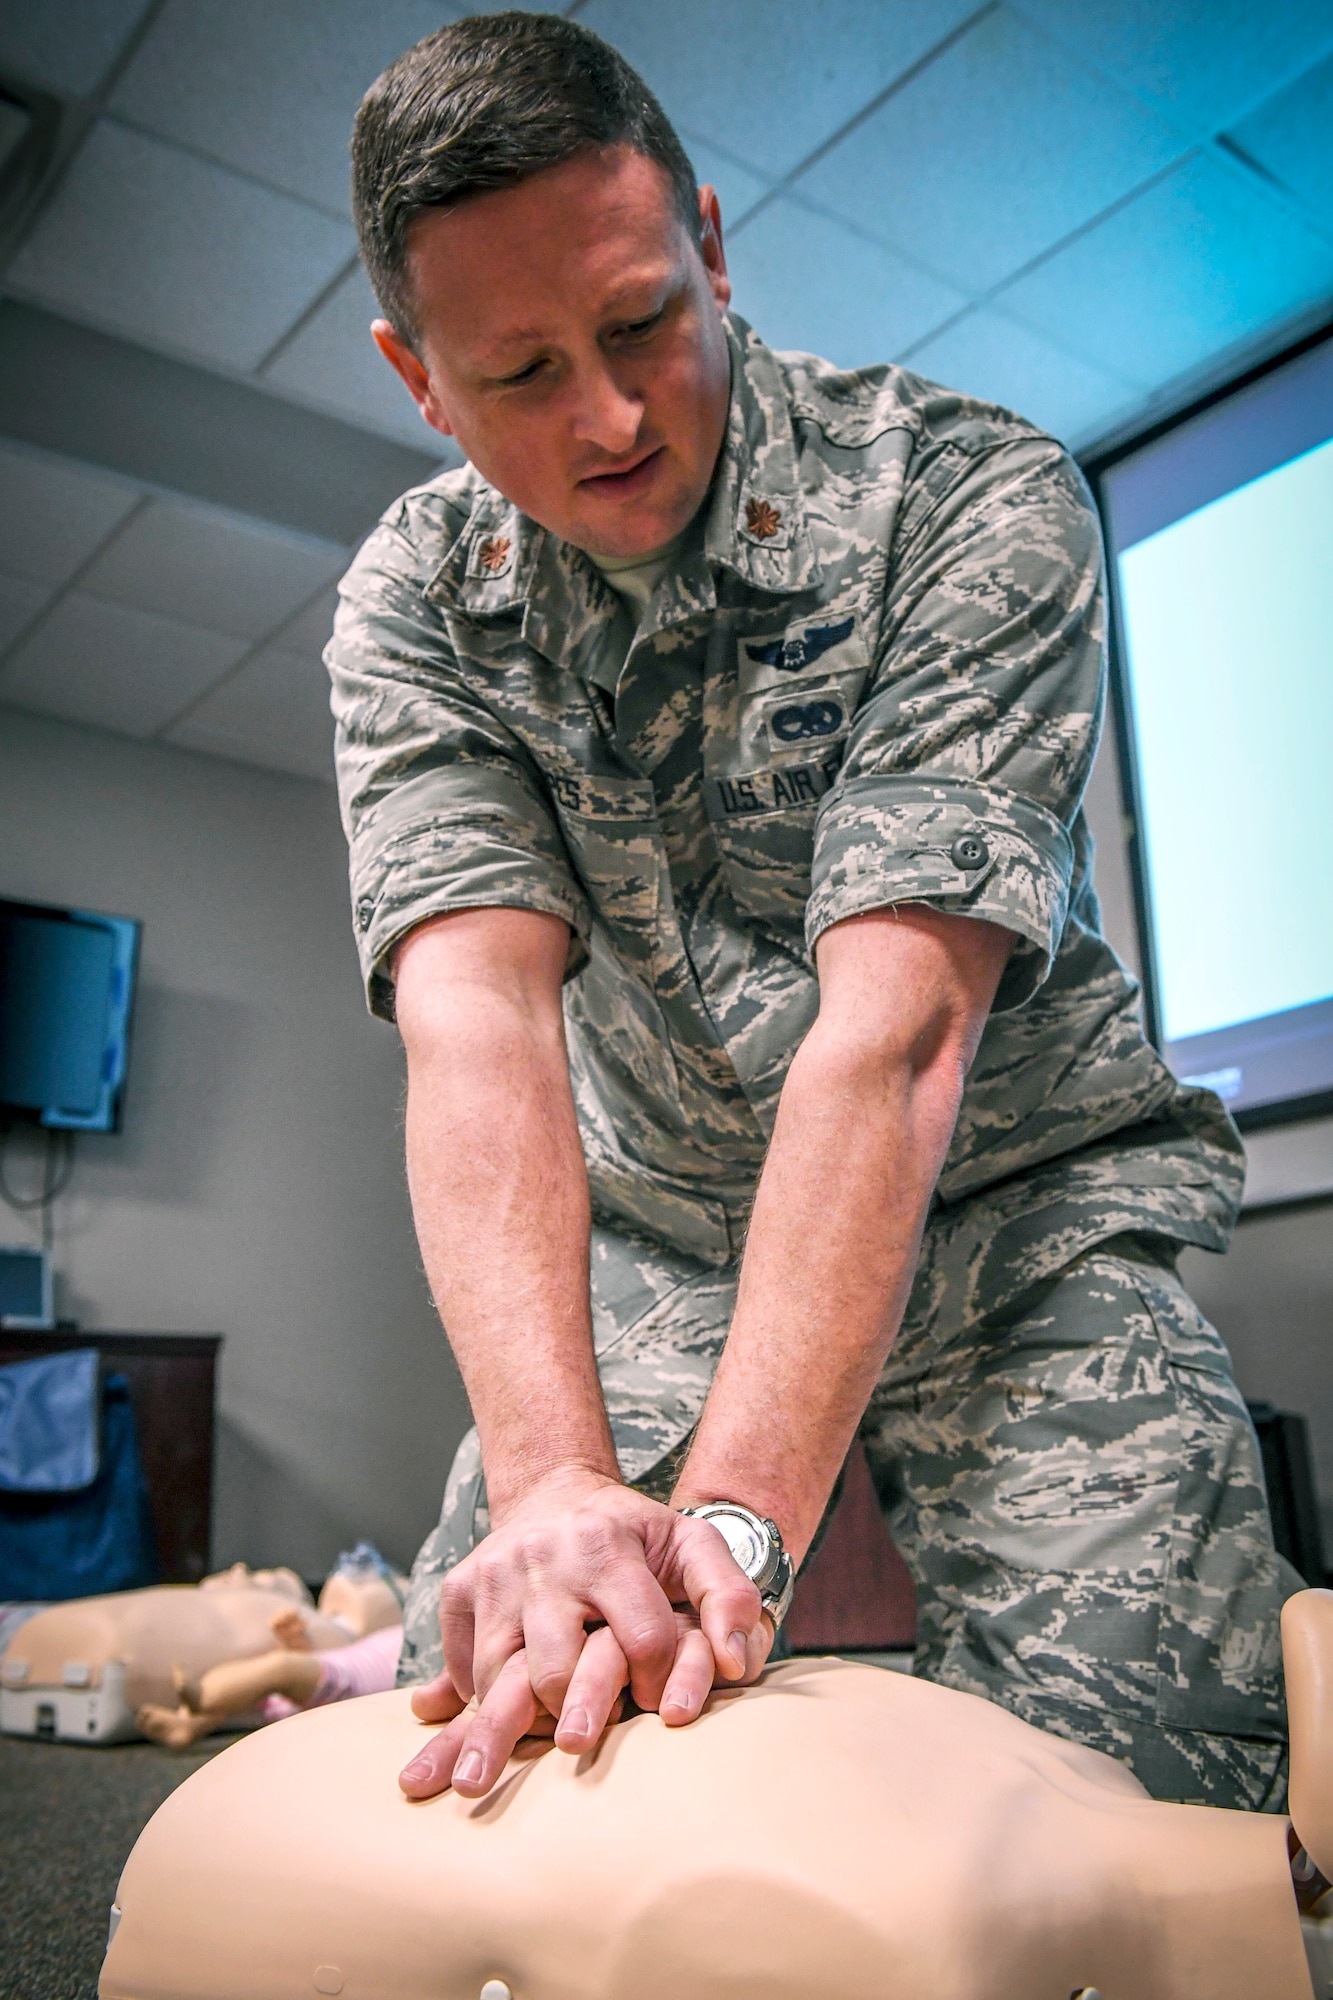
top-left (726, 197), bottom-right (966, 367)
top-left (580, 0), bottom-right (981, 182)
top-left (166, 641), bottom-right (336, 784)
top-left (7, 120), bottom-right (355, 372)
top-left (0, 0), bottom-right (152, 100)
top-left (109, 0), bottom-right (462, 217)
top-left (79, 498), bottom-right (347, 642)
top-left (796, 8), bottom-right (1190, 294)
top-left (998, 147), bottom-right (1333, 387)
top-left (0, 591), bottom-right (247, 737)
top-left (1011, 0), bottom-right (1333, 139)
top-left (261, 264), bottom-right (437, 451)
top-left (0, 441), bottom-right (141, 584)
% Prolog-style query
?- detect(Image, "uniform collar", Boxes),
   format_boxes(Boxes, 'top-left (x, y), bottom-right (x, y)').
top-left (427, 311), bottom-right (820, 634)
top-left (703, 313), bottom-right (820, 596)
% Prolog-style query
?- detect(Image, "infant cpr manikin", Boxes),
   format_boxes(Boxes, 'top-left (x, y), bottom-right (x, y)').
top-left (0, 1562), bottom-right (402, 1744)
top-left (99, 1601), bottom-right (1333, 2000)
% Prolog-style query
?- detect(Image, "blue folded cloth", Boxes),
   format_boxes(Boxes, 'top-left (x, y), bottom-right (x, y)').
top-left (0, 1349), bottom-right (101, 1493)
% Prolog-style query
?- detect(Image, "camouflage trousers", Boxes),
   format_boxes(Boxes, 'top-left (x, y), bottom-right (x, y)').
top-left (400, 1219), bottom-right (1289, 1813)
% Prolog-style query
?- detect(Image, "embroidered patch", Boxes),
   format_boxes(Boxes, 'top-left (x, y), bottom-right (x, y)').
top-left (769, 698), bottom-right (844, 743)
top-left (476, 534), bottom-right (512, 575)
top-left (743, 616), bottom-right (854, 674)
top-left (743, 497), bottom-right (782, 542)
top-left (707, 753), bottom-right (844, 819)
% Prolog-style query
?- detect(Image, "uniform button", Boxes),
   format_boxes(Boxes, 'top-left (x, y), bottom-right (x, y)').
top-left (950, 832), bottom-right (989, 871)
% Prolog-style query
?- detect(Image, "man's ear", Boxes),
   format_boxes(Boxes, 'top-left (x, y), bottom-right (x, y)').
top-left (697, 185), bottom-right (732, 312)
top-left (371, 320), bottom-right (457, 438)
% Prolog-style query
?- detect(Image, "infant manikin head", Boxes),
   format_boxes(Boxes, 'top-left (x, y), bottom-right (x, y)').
top-left (102, 1654), bottom-right (1308, 2000)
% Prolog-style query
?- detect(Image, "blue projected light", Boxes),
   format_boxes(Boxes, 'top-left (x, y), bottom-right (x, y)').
top-left (1100, 327), bottom-right (1333, 1122)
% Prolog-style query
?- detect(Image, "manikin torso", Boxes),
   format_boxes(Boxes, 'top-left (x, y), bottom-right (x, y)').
top-left (101, 1628), bottom-right (1322, 2000)
top-left (1, 1566), bottom-right (402, 1719)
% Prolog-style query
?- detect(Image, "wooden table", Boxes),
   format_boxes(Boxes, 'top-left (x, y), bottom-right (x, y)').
top-left (0, 1330), bottom-right (220, 1583)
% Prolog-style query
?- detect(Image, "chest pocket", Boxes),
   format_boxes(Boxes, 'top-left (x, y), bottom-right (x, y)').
top-left (547, 770), bottom-right (662, 950)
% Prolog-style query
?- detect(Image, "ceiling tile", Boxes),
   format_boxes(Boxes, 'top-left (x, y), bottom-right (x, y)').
top-left (274, 584), bottom-right (341, 655)
top-left (682, 134), bottom-right (773, 226)
top-left (166, 643), bottom-right (335, 783)
top-left (1011, 0), bottom-right (1333, 137)
top-left (0, 573), bottom-right (53, 654)
top-left (904, 308), bottom-right (1141, 447)
top-left (0, 444), bottom-right (142, 585)
top-left (996, 150), bottom-right (1333, 391)
top-left (261, 264), bottom-right (440, 451)
top-left (0, 0), bottom-right (152, 98)
top-left (109, 0), bottom-right (456, 217)
top-left (79, 498), bottom-right (346, 642)
top-left (7, 120), bottom-right (356, 373)
top-left (1230, 51), bottom-right (1333, 222)
top-left (727, 198), bottom-right (966, 368)
top-left (580, 0), bottom-right (980, 180)
top-left (0, 592), bottom-right (246, 737)
top-left (798, 7), bottom-right (1189, 293)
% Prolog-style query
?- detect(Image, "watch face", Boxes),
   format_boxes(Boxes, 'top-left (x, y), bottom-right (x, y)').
top-left (708, 1509), bottom-right (768, 1581)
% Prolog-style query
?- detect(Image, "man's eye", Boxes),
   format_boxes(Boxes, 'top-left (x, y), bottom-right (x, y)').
top-left (501, 359), bottom-right (547, 386)
top-left (622, 310), bottom-right (664, 338)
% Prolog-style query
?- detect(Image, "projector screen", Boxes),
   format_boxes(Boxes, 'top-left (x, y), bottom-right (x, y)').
top-left (1098, 329), bottom-right (1333, 1125)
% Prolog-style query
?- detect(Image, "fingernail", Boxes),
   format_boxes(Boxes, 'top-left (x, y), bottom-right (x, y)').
top-left (728, 1631), bottom-right (748, 1668)
top-left (562, 1707), bottom-right (590, 1740)
top-left (662, 1689), bottom-right (696, 1716)
top-left (454, 1751), bottom-right (484, 1786)
top-left (401, 1757), bottom-right (430, 1783)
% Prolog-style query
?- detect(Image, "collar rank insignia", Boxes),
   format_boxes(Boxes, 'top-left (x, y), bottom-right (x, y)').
top-left (744, 497), bottom-right (782, 542)
top-left (747, 615), bottom-right (855, 674)
top-left (477, 533), bottom-right (512, 575)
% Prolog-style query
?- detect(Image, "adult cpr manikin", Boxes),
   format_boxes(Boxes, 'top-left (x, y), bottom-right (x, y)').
top-left (100, 1593), bottom-right (1333, 2000)
top-left (0, 1562), bottom-right (402, 1743)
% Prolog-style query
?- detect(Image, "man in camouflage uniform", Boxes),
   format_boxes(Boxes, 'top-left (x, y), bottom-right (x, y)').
top-left (329, 13), bottom-right (1288, 1809)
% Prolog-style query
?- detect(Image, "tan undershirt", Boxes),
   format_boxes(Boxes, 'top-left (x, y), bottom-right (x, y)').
top-left (586, 528), bottom-right (691, 695)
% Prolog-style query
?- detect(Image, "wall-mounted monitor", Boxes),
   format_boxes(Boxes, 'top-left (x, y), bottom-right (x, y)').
top-left (1093, 324), bottom-right (1333, 1129)
top-left (0, 898), bottom-right (140, 1133)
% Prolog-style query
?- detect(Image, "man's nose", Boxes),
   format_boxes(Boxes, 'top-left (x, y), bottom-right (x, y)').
top-left (569, 361), bottom-right (642, 457)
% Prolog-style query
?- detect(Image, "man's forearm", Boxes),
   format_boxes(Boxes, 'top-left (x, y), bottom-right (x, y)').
top-left (674, 907), bottom-right (1011, 1563)
top-left (397, 915), bottom-right (618, 1522)
top-left (672, 1022), bottom-right (954, 1561)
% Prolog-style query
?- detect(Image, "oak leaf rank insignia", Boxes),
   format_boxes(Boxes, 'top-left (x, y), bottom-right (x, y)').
top-left (744, 498), bottom-right (782, 542)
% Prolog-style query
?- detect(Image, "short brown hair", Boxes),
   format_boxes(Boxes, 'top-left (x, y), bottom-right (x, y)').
top-left (352, 11), bottom-right (701, 349)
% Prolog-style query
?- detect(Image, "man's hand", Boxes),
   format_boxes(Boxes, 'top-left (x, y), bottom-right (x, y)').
top-left (397, 1472), bottom-right (771, 1800)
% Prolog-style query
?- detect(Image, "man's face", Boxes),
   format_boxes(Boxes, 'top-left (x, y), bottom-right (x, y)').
top-left (373, 146), bottom-right (733, 561)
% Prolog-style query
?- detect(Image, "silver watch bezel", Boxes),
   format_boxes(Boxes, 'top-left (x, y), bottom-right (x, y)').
top-left (679, 1501), bottom-right (796, 1629)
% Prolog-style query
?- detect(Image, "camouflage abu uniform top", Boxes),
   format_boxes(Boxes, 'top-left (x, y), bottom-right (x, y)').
top-left (329, 313), bottom-right (1243, 1292)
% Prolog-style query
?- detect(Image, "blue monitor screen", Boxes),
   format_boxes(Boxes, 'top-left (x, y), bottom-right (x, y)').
top-left (0, 899), bottom-right (140, 1132)
top-left (1098, 330), bottom-right (1333, 1123)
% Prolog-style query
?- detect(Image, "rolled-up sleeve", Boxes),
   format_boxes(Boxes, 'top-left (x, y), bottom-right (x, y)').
top-left (327, 511), bottom-right (590, 1020)
top-left (807, 434), bottom-right (1104, 1010)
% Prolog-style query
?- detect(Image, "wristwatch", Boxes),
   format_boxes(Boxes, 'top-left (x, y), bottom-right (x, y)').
top-left (678, 1502), bottom-right (795, 1631)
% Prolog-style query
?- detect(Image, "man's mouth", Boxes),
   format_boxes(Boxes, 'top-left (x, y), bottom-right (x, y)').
top-left (579, 446), bottom-right (665, 497)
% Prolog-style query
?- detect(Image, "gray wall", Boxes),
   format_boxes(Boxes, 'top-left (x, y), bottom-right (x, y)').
top-left (1083, 712), bottom-right (1333, 1563)
top-left (0, 709), bottom-right (466, 1577)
